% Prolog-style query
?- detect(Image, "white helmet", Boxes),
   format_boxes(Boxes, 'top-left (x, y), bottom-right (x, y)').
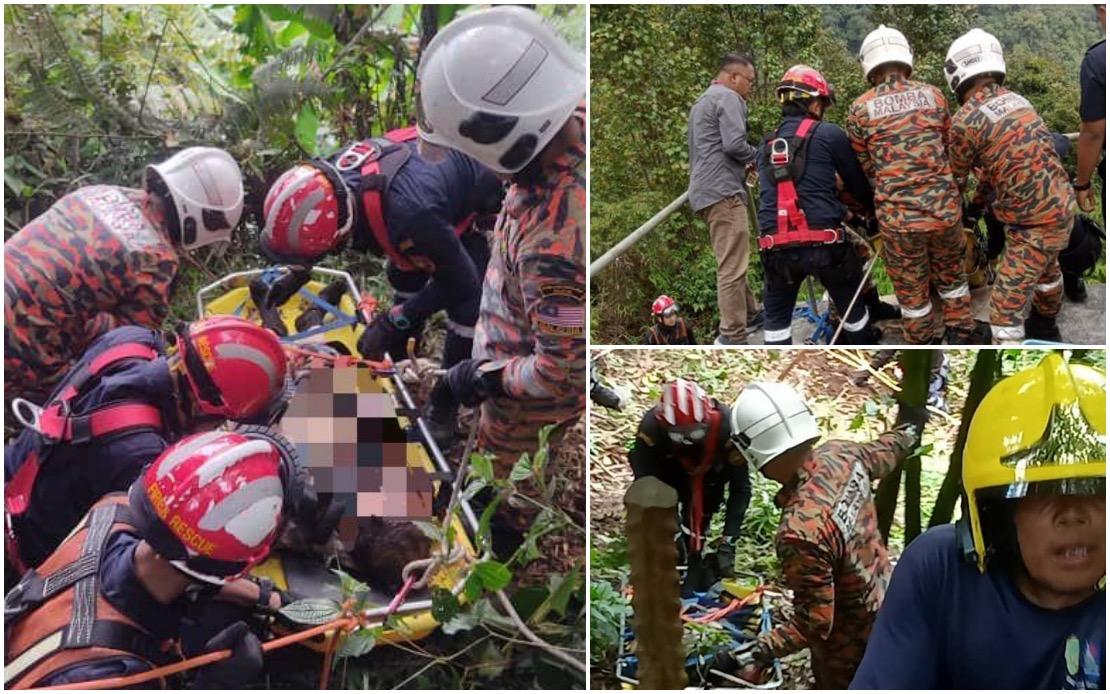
top-left (859, 25), bottom-right (913, 80)
top-left (728, 382), bottom-right (820, 470)
top-left (416, 6), bottom-right (587, 174)
top-left (145, 147), bottom-right (245, 250)
top-left (943, 29), bottom-right (1006, 96)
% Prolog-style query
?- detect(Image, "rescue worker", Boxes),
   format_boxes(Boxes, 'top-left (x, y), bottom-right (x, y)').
top-left (629, 379), bottom-right (751, 592)
top-left (847, 26), bottom-right (981, 345)
top-left (4, 432), bottom-right (288, 689)
top-left (644, 295), bottom-right (697, 345)
top-left (728, 380), bottom-right (921, 688)
top-left (945, 29), bottom-right (1076, 344)
top-left (687, 53), bottom-right (764, 345)
top-left (851, 354), bottom-right (1105, 689)
top-left (1076, 4), bottom-right (1105, 214)
top-left (259, 126), bottom-right (504, 373)
top-left (4, 317), bottom-right (288, 574)
top-left (756, 65), bottom-right (880, 346)
top-left (418, 6), bottom-right (587, 466)
top-left (4, 147), bottom-right (244, 404)
top-left (591, 361), bottom-right (628, 411)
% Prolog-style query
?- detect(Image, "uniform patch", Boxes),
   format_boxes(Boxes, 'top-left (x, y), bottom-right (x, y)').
top-left (831, 462), bottom-right (869, 540)
top-left (979, 93), bottom-right (1033, 123)
top-left (866, 89), bottom-right (937, 120)
top-left (81, 187), bottom-right (161, 252)
top-left (535, 283), bottom-right (585, 336)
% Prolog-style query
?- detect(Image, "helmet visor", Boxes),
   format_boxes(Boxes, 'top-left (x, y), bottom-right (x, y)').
top-left (998, 400), bottom-right (1105, 499)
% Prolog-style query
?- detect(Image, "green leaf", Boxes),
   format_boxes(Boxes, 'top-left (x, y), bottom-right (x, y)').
top-left (294, 103), bottom-right (320, 155)
top-left (279, 598), bottom-right (343, 625)
top-left (463, 572), bottom-right (484, 602)
top-left (849, 413), bottom-right (864, 431)
top-left (476, 493), bottom-right (502, 553)
top-left (473, 560), bottom-right (512, 592)
top-left (509, 451), bottom-right (534, 482)
top-left (431, 587), bottom-right (460, 623)
top-left (545, 566), bottom-right (581, 618)
top-left (5, 171), bottom-right (26, 197)
top-left (469, 452), bottom-right (494, 483)
top-left (412, 520), bottom-right (444, 544)
top-left (276, 20), bottom-right (307, 47)
top-left (332, 567), bottom-right (369, 598)
top-left (336, 629), bottom-right (376, 659)
top-left (441, 611), bottom-right (480, 635)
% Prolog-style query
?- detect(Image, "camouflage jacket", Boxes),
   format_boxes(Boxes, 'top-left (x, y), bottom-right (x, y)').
top-left (756, 428), bottom-right (916, 669)
top-left (474, 108), bottom-right (586, 440)
top-left (4, 186), bottom-right (179, 401)
top-left (846, 75), bottom-right (962, 232)
top-left (949, 83), bottom-right (1075, 227)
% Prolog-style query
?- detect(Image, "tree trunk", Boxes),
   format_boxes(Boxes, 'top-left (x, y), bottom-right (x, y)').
top-left (876, 350), bottom-right (934, 543)
top-left (928, 350), bottom-right (1000, 527)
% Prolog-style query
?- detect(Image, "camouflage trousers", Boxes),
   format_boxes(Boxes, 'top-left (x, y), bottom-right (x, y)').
top-left (990, 217), bottom-right (1071, 342)
top-left (881, 224), bottom-right (974, 344)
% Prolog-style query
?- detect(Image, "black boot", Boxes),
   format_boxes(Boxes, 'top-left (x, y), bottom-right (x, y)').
top-left (864, 287), bottom-right (901, 322)
top-left (944, 321), bottom-right (992, 345)
top-left (424, 382), bottom-right (459, 452)
top-left (1024, 310), bottom-right (1063, 342)
top-left (1063, 274), bottom-right (1087, 303)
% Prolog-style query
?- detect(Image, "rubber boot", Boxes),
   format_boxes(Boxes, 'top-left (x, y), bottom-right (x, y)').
top-left (864, 286), bottom-right (900, 322)
top-left (1063, 273), bottom-right (1087, 303)
top-left (1024, 310), bottom-right (1063, 342)
top-left (944, 321), bottom-right (992, 345)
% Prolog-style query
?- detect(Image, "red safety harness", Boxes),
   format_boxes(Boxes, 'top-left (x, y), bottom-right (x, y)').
top-left (759, 117), bottom-right (844, 250)
top-left (332, 127), bottom-right (476, 273)
top-left (5, 342), bottom-right (164, 574)
top-left (679, 409), bottom-right (722, 553)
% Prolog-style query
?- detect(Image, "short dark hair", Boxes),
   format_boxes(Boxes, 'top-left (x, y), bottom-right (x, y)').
top-left (719, 53), bottom-right (755, 73)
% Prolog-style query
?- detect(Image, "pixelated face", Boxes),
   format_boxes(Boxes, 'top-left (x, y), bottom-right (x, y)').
top-left (1013, 494), bottom-right (1105, 597)
top-left (278, 366), bottom-right (435, 549)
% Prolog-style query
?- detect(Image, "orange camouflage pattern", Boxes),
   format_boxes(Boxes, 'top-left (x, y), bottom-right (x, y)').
top-left (948, 84), bottom-right (1074, 338)
top-left (846, 75), bottom-right (962, 232)
top-left (847, 75), bottom-right (972, 344)
top-left (754, 428), bottom-right (916, 689)
top-left (474, 107), bottom-right (586, 467)
top-left (4, 186), bottom-right (178, 402)
top-left (882, 226), bottom-right (974, 343)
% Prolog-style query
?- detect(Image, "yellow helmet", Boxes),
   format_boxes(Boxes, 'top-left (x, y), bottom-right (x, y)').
top-left (962, 353), bottom-right (1106, 573)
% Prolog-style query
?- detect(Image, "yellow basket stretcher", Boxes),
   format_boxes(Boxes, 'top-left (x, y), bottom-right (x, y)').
top-left (196, 267), bottom-right (481, 650)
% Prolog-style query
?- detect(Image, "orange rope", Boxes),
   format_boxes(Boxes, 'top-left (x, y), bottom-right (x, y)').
top-left (282, 343), bottom-right (393, 372)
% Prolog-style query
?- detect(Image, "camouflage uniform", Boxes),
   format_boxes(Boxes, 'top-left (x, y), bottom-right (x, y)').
top-left (949, 84), bottom-right (1075, 342)
top-left (473, 108), bottom-right (586, 470)
top-left (847, 75), bottom-right (973, 344)
top-left (752, 428), bottom-right (916, 689)
top-left (4, 186), bottom-right (178, 403)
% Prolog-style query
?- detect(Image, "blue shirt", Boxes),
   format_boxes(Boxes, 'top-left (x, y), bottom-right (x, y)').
top-left (757, 116), bottom-right (874, 233)
top-left (5, 326), bottom-right (177, 568)
top-left (851, 524), bottom-right (1105, 690)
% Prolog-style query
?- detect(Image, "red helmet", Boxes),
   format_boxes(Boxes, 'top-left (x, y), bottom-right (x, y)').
top-left (777, 64), bottom-right (836, 104)
top-left (652, 295), bottom-right (678, 317)
top-left (177, 316), bottom-right (288, 420)
top-left (656, 379), bottom-right (715, 445)
top-left (261, 163), bottom-right (354, 264)
top-left (129, 431), bottom-right (285, 583)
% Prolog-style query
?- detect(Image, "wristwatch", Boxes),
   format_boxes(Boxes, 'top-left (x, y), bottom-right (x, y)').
top-left (1074, 180), bottom-right (1092, 191)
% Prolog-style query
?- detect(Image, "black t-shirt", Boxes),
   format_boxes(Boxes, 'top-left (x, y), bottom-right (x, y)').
top-left (1080, 40), bottom-right (1106, 123)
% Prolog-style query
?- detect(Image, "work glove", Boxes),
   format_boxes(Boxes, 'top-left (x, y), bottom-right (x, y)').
top-left (714, 536), bottom-right (737, 579)
top-left (191, 621), bottom-right (264, 689)
top-left (357, 307), bottom-right (411, 360)
top-left (895, 403), bottom-right (929, 442)
top-left (440, 358), bottom-right (503, 407)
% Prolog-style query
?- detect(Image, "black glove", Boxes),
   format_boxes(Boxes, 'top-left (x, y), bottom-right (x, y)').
top-left (714, 538), bottom-right (737, 579)
top-left (357, 307), bottom-right (411, 360)
top-left (962, 202), bottom-right (984, 231)
top-left (192, 621), bottom-right (264, 689)
top-left (441, 358), bottom-right (502, 407)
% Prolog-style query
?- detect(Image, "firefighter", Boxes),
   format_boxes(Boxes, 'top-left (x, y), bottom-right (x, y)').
top-left (4, 432), bottom-right (288, 688)
top-left (259, 125), bottom-right (504, 374)
top-left (4, 317), bottom-right (288, 575)
top-left (847, 25), bottom-right (982, 345)
top-left (629, 379), bottom-right (751, 591)
top-left (644, 295), bottom-right (697, 345)
top-left (4, 147), bottom-right (244, 404)
top-left (418, 6), bottom-right (587, 467)
top-left (728, 380), bottom-right (921, 688)
top-left (755, 65), bottom-right (880, 346)
top-left (945, 29), bottom-right (1076, 344)
top-left (852, 354), bottom-right (1105, 689)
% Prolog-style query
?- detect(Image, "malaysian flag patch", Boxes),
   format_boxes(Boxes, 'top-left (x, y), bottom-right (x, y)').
top-left (536, 283), bottom-right (585, 336)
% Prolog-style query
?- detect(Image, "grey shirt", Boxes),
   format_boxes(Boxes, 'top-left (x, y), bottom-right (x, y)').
top-left (687, 83), bottom-right (759, 212)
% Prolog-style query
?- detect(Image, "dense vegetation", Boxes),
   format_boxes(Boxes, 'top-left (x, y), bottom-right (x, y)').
top-left (590, 4), bottom-right (1105, 344)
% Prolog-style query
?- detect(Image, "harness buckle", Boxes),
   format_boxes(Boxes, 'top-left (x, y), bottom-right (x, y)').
top-left (770, 137), bottom-right (790, 167)
top-left (334, 142), bottom-right (376, 172)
